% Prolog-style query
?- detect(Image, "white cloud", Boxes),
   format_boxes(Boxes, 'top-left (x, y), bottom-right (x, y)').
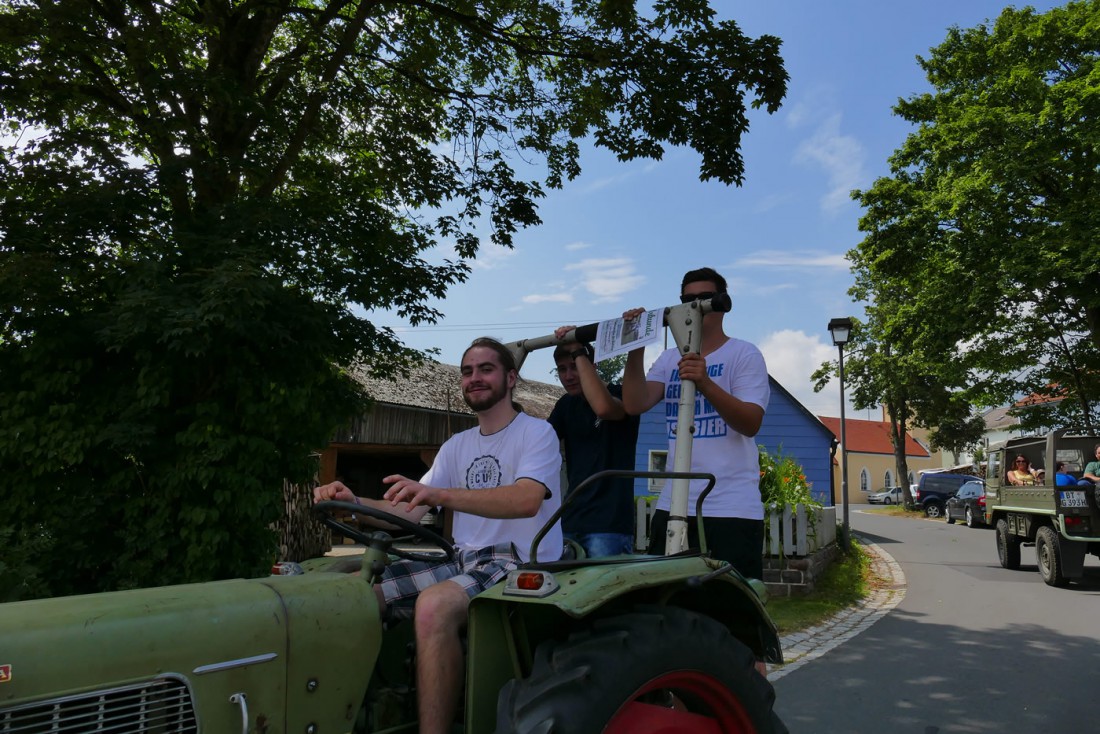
top-left (785, 100), bottom-right (812, 129)
top-left (564, 241), bottom-right (592, 252)
top-left (758, 329), bottom-right (841, 418)
top-left (469, 244), bottom-right (517, 270)
top-left (794, 113), bottom-right (868, 215)
top-left (564, 257), bottom-right (646, 303)
top-left (753, 283), bottom-right (798, 295)
top-left (732, 249), bottom-right (850, 270)
top-left (579, 170), bottom-right (635, 194)
top-left (753, 192), bottom-right (793, 214)
top-left (522, 292), bottom-right (574, 305)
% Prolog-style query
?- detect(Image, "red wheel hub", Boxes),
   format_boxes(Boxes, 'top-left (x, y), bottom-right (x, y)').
top-left (603, 670), bottom-right (757, 734)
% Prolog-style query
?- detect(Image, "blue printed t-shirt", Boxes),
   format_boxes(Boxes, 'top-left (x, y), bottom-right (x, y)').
top-left (646, 337), bottom-right (770, 520)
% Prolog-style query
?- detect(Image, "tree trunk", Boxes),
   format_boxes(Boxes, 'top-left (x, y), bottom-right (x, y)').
top-left (887, 401), bottom-right (913, 506)
top-left (273, 478), bottom-right (332, 562)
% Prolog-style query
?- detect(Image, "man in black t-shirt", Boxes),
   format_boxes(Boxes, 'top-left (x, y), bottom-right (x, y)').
top-left (548, 332), bottom-right (640, 557)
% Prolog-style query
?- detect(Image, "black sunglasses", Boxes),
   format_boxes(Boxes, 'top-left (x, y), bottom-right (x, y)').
top-left (680, 291), bottom-right (719, 304)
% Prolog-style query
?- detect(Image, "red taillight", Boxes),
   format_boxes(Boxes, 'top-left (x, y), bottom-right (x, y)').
top-left (1065, 516), bottom-right (1086, 530)
top-left (514, 572), bottom-right (547, 591)
top-left (978, 496), bottom-right (986, 507)
top-left (503, 569), bottom-right (560, 597)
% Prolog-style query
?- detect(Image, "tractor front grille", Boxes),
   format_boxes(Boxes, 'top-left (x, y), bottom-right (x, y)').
top-left (0, 677), bottom-right (197, 733)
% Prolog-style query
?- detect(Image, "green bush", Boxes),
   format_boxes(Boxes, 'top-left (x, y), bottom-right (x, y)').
top-left (759, 446), bottom-right (824, 560)
top-left (758, 446), bottom-right (820, 509)
top-left (0, 525), bottom-right (51, 602)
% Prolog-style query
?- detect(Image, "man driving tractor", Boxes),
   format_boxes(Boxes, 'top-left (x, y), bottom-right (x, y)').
top-left (313, 336), bottom-right (562, 734)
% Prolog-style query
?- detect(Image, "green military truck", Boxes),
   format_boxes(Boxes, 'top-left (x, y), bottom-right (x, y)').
top-left (0, 295), bottom-right (787, 733)
top-left (986, 429), bottom-right (1100, 587)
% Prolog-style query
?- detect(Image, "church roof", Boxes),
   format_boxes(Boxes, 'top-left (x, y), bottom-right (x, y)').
top-left (816, 416), bottom-right (930, 457)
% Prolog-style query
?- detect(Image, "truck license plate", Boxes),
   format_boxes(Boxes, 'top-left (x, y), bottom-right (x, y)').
top-left (1059, 491), bottom-right (1088, 508)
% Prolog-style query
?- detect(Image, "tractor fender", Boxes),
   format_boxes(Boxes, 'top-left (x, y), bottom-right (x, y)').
top-left (462, 554), bottom-right (781, 734)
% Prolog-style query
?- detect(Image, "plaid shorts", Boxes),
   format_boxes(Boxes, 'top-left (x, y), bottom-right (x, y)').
top-left (380, 542), bottom-right (519, 620)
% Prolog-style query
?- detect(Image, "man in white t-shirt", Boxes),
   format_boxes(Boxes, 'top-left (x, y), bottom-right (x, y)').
top-left (313, 337), bottom-right (562, 734)
top-left (621, 267), bottom-right (770, 579)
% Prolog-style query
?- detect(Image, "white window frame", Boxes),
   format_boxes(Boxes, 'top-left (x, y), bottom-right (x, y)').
top-left (648, 449), bottom-right (668, 493)
top-left (860, 468), bottom-right (870, 493)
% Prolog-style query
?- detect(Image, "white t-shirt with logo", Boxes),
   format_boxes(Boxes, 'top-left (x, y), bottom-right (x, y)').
top-left (647, 337), bottom-right (770, 520)
top-left (421, 411), bottom-right (563, 562)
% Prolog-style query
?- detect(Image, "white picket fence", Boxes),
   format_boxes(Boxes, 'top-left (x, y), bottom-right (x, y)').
top-left (763, 503), bottom-right (836, 557)
top-left (634, 497), bottom-right (836, 558)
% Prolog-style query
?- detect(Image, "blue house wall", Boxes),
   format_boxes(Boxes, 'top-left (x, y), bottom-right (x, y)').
top-left (632, 376), bottom-right (837, 505)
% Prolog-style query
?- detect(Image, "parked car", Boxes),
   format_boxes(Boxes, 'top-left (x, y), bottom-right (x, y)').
top-left (915, 471), bottom-right (974, 518)
top-left (868, 487), bottom-right (904, 505)
top-left (945, 479), bottom-right (987, 527)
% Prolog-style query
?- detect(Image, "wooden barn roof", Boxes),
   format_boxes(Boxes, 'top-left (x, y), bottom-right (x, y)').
top-left (351, 359), bottom-right (564, 420)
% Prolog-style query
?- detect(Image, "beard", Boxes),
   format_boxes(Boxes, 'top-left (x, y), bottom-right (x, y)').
top-left (463, 380), bottom-right (509, 412)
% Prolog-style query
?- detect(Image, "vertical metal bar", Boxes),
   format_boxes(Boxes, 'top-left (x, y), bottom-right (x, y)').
top-left (838, 344), bottom-right (850, 547)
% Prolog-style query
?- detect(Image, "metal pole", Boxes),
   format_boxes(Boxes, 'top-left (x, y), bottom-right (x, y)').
top-left (838, 343), bottom-right (850, 548)
top-left (666, 373), bottom-right (698, 555)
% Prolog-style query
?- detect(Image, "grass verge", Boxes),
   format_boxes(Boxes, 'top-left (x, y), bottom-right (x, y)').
top-left (862, 504), bottom-right (927, 520)
top-left (765, 542), bottom-right (874, 635)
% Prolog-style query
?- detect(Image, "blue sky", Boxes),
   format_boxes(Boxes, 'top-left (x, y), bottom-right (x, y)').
top-left (376, 1), bottom-right (1062, 419)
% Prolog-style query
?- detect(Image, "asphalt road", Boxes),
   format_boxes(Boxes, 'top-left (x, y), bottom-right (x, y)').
top-left (772, 505), bottom-right (1100, 733)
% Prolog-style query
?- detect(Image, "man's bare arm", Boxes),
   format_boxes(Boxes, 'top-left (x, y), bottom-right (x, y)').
top-left (621, 348), bottom-right (663, 415)
top-left (313, 480), bottom-right (431, 529)
top-left (383, 475), bottom-right (547, 519)
top-left (574, 352), bottom-right (627, 419)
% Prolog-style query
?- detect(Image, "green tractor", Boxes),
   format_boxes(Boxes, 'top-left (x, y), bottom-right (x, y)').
top-left (0, 295), bottom-right (785, 733)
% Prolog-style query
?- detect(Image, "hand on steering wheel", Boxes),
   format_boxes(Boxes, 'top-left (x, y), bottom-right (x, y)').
top-left (313, 500), bottom-right (456, 564)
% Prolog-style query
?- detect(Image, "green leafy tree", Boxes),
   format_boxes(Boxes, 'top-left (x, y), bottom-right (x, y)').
top-left (813, 269), bottom-right (984, 506)
top-left (852, 1), bottom-right (1100, 432)
top-left (595, 354), bottom-right (628, 384)
top-left (758, 446), bottom-right (820, 557)
top-left (812, 319), bottom-right (922, 507)
top-left (0, 1), bottom-right (787, 597)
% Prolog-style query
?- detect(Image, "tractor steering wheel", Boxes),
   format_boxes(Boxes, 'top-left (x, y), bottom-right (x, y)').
top-left (313, 500), bottom-right (456, 564)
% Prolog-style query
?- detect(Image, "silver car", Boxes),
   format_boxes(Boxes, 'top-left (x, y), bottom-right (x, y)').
top-left (868, 487), bottom-right (904, 505)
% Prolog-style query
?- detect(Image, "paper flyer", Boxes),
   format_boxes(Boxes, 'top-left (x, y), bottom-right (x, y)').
top-left (594, 309), bottom-right (663, 362)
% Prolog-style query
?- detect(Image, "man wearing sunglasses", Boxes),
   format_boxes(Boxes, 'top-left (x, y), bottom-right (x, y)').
top-left (621, 267), bottom-right (770, 581)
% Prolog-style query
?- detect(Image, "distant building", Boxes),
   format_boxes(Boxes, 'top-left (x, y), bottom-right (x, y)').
top-left (817, 416), bottom-right (937, 505)
top-left (954, 394), bottom-right (1065, 466)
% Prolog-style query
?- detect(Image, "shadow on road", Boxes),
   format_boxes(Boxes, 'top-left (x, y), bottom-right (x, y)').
top-left (775, 613), bottom-right (1100, 731)
top-left (775, 567), bottom-right (1100, 732)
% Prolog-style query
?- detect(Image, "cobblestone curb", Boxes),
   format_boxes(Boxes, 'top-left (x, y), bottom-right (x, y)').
top-left (767, 534), bottom-right (906, 681)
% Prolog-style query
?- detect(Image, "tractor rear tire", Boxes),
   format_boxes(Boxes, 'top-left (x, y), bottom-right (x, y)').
top-left (495, 605), bottom-right (787, 734)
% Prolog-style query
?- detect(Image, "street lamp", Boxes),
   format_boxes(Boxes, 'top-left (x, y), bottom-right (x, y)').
top-left (828, 317), bottom-right (854, 550)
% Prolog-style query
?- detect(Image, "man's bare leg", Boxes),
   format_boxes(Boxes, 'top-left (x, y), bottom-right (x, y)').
top-left (414, 581), bottom-right (471, 734)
